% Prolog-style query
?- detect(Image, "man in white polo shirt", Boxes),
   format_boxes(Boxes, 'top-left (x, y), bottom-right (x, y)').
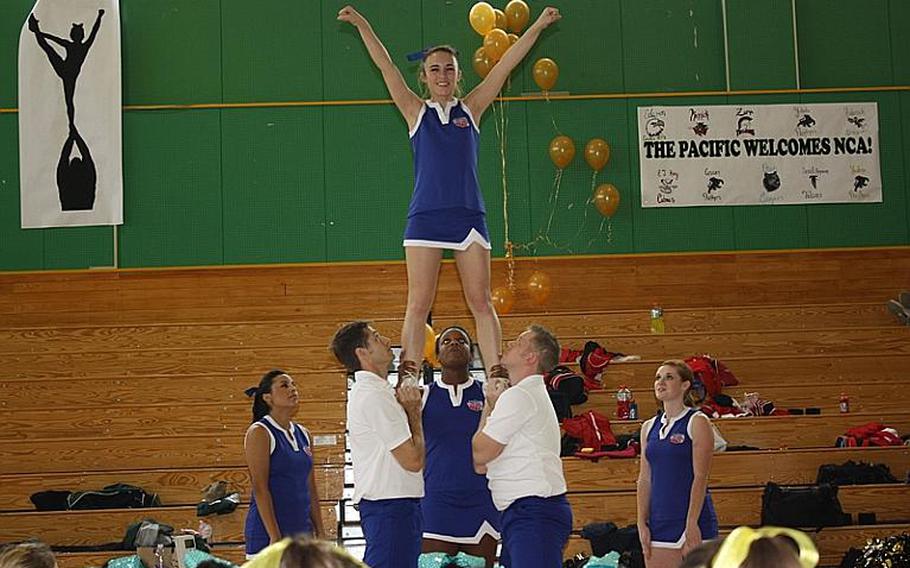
top-left (472, 324), bottom-right (572, 567)
top-left (330, 321), bottom-right (425, 568)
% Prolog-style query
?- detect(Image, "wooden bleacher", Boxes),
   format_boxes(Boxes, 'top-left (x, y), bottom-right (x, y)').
top-left (1, 248), bottom-right (909, 567)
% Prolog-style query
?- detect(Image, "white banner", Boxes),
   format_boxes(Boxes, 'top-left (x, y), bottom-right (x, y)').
top-left (19, 0), bottom-right (122, 228)
top-left (638, 102), bottom-right (881, 207)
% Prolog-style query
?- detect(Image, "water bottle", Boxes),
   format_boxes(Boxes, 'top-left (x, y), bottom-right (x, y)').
top-left (650, 305), bottom-right (665, 334)
top-left (839, 393), bottom-right (850, 413)
top-left (616, 385), bottom-right (632, 419)
top-left (629, 400), bottom-right (639, 420)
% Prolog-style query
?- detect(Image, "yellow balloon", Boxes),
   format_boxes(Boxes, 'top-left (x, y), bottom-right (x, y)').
top-left (494, 8), bottom-right (507, 30)
top-left (527, 271), bottom-right (552, 306)
top-left (505, 0), bottom-right (530, 33)
top-left (593, 184), bottom-right (621, 218)
top-left (584, 138), bottom-right (612, 172)
top-left (533, 58), bottom-right (559, 91)
top-left (548, 135), bottom-right (576, 169)
top-left (472, 46), bottom-right (494, 78)
top-left (423, 323), bottom-right (439, 367)
top-left (483, 28), bottom-right (509, 63)
top-left (491, 286), bottom-right (515, 315)
top-left (469, 2), bottom-right (496, 36)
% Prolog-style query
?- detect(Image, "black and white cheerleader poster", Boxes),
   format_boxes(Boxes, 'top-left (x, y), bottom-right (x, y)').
top-left (18, 0), bottom-right (122, 228)
top-left (638, 102), bottom-right (882, 207)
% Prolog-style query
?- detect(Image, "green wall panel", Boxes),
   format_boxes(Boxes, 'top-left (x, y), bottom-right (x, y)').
top-left (0, 0), bottom-right (34, 107)
top-left (903, 92), bottom-right (910, 237)
top-left (221, 0), bottom-right (323, 103)
top-left (520, 0), bottom-right (625, 96)
top-left (119, 110), bottom-right (223, 267)
top-left (323, 0), bottom-right (422, 101)
top-left (221, 107), bottom-right (327, 264)
top-left (797, 0), bottom-right (893, 88)
top-left (727, 95), bottom-right (809, 250)
top-left (475, 101), bottom-right (532, 258)
top-left (726, 0), bottom-right (796, 90)
top-left (322, 104), bottom-right (412, 261)
top-left (892, 0), bottom-right (910, 85)
top-left (0, 114), bottom-right (43, 270)
top-left (121, 0), bottom-right (222, 105)
top-left (525, 99), bottom-right (633, 256)
top-left (1, 1), bottom-right (908, 271)
top-left (628, 96), bottom-right (737, 253)
top-left (803, 91), bottom-right (907, 247)
top-left (621, 0), bottom-right (726, 93)
top-left (43, 226), bottom-right (113, 269)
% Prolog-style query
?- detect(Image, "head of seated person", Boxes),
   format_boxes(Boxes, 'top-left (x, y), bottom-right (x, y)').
top-left (681, 526), bottom-right (818, 568)
top-left (0, 541), bottom-right (56, 568)
top-left (279, 537), bottom-right (366, 568)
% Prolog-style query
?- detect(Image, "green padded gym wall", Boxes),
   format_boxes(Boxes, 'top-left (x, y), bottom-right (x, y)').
top-left (0, 0), bottom-right (907, 270)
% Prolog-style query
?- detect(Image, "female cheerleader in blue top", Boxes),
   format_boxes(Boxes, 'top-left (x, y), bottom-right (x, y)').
top-left (244, 370), bottom-right (325, 557)
top-left (421, 326), bottom-right (500, 566)
top-left (337, 4), bottom-right (561, 383)
top-left (636, 360), bottom-right (718, 568)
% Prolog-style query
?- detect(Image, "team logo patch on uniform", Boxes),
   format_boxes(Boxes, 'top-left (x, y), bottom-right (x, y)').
top-left (669, 433), bottom-right (686, 445)
top-left (467, 399), bottom-right (484, 412)
top-left (453, 117), bottom-right (470, 128)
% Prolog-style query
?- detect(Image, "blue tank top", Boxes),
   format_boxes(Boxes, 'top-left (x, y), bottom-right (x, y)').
top-left (422, 378), bottom-right (491, 495)
top-left (408, 100), bottom-right (485, 216)
top-left (244, 416), bottom-right (313, 554)
top-left (645, 408), bottom-right (716, 523)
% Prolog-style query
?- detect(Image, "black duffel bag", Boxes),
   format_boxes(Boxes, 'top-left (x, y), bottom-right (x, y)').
top-left (817, 460), bottom-right (899, 486)
top-left (761, 482), bottom-right (851, 528)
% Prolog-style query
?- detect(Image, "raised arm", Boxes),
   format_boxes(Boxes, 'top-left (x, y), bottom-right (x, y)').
top-left (337, 5), bottom-right (422, 129)
top-left (85, 9), bottom-right (104, 50)
top-left (464, 6), bottom-right (561, 121)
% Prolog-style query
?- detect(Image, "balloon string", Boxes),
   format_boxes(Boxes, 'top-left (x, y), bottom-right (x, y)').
top-left (543, 168), bottom-right (562, 237)
top-left (496, 80), bottom-right (515, 291)
top-left (545, 90), bottom-right (560, 135)
top-left (571, 170), bottom-right (598, 244)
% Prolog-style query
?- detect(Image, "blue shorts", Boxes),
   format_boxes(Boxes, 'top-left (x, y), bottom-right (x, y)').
top-left (422, 490), bottom-right (501, 544)
top-left (403, 207), bottom-right (491, 250)
top-left (359, 498), bottom-right (423, 568)
top-left (500, 495), bottom-right (572, 568)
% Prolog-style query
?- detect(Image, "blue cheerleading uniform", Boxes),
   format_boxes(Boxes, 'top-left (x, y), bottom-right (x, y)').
top-left (644, 408), bottom-right (718, 548)
top-left (421, 378), bottom-right (501, 543)
top-left (404, 99), bottom-right (490, 250)
top-left (244, 416), bottom-right (314, 556)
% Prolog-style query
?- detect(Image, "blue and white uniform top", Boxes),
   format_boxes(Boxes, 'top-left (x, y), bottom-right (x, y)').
top-left (403, 99), bottom-right (490, 251)
top-left (642, 407), bottom-right (718, 549)
top-left (244, 415), bottom-right (313, 556)
top-left (421, 377), bottom-right (501, 543)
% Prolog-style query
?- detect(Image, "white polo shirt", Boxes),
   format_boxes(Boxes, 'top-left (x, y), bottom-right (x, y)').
top-left (482, 374), bottom-right (567, 510)
top-left (348, 370), bottom-right (424, 504)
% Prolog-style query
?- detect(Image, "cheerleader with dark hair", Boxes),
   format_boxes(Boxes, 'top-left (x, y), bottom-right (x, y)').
top-left (243, 370), bottom-right (324, 557)
top-left (421, 326), bottom-right (500, 567)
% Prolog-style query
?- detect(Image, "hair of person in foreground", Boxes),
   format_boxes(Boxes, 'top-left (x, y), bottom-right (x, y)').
top-left (279, 537), bottom-right (367, 568)
top-left (0, 541), bottom-right (56, 568)
top-left (680, 526), bottom-right (819, 568)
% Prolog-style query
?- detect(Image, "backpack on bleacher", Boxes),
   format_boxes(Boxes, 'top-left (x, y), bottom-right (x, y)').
top-left (30, 483), bottom-right (160, 511)
top-left (817, 460), bottom-right (899, 486)
top-left (684, 355), bottom-right (739, 400)
top-left (760, 482), bottom-right (851, 529)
